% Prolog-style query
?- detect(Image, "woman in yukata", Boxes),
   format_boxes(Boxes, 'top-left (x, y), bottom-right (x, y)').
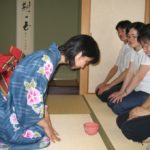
top-left (0, 34), bottom-right (100, 150)
top-left (117, 24), bottom-right (150, 144)
top-left (108, 22), bottom-right (150, 115)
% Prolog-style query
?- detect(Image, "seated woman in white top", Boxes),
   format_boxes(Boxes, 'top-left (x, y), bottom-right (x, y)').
top-left (117, 24), bottom-right (150, 144)
top-left (108, 22), bottom-right (150, 115)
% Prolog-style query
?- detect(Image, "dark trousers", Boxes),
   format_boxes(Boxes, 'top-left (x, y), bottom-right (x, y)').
top-left (96, 82), bottom-right (123, 102)
top-left (117, 112), bottom-right (150, 143)
top-left (107, 91), bottom-right (149, 115)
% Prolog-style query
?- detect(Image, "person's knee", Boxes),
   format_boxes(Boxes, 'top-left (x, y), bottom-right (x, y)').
top-left (121, 124), bottom-right (135, 141)
top-left (116, 112), bottom-right (129, 129)
top-left (121, 123), bottom-right (144, 143)
top-left (107, 100), bottom-right (113, 107)
top-left (95, 90), bottom-right (107, 102)
top-left (111, 104), bottom-right (125, 115)
top-left (116, 115), bottom-right (123, 129)
top-left (95, 89), bottom-right (99, 97)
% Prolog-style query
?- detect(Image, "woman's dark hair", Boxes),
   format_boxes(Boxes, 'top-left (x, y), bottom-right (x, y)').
top-left (115, 20), bottom-right (132, 30)
top-left (138, 24), bottom-right (150, 43)
top-left (126, 22), bottom-right (145, 36)
top-left (58, 34), bottom-right (100, 66)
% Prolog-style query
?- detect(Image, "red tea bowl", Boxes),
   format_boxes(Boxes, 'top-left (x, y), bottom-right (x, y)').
top-left (84, 122), bottom-right (99, 135)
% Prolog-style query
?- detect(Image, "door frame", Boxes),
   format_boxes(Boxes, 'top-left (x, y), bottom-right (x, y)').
top-left (80, 0), bottom-right (91, 95)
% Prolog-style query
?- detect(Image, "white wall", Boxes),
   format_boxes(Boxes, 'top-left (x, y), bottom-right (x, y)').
top-left (89, 0), bottom-right (145, 93)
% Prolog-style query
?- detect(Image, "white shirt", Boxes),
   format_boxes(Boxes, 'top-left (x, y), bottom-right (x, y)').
top-left (130, 49), bottom-right (150, 93)
top-left (116, 43), bottom-right (133, 74)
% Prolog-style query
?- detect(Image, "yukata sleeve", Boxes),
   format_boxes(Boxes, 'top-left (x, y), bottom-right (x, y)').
top-left (23, 54), bottom-right (54, 127)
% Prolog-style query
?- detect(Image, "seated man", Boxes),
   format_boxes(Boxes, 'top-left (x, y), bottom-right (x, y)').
top-left (95, 20), bottom-right (132, 102)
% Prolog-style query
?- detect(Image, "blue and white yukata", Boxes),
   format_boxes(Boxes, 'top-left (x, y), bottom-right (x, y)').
top-left (0, 43), bottom-right (60, 150)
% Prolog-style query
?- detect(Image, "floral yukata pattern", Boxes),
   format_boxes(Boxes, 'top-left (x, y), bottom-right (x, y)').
top-left (0, 43), bottom-right (60, 150)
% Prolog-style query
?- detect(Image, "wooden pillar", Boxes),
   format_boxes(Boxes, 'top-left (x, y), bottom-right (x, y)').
top-left (80, 0), bottom-right (91, 95)
top-left (145, 0), bottom-right (150, 23)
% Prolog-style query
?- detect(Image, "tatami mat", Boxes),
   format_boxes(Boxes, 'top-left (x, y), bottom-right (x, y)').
top-left (85, 94), bottom-right (148, 150)
top-left (46, 95), bottom-right (90, 114)
top-left (42, 114), bottom-right (107, 150)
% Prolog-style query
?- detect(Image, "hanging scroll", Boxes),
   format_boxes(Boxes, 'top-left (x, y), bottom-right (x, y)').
top-left (16, 0), bottom-right (34, 54)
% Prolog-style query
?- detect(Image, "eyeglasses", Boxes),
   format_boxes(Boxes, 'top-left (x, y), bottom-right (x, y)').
top-left (127, 35), bottom-right (138, 39)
